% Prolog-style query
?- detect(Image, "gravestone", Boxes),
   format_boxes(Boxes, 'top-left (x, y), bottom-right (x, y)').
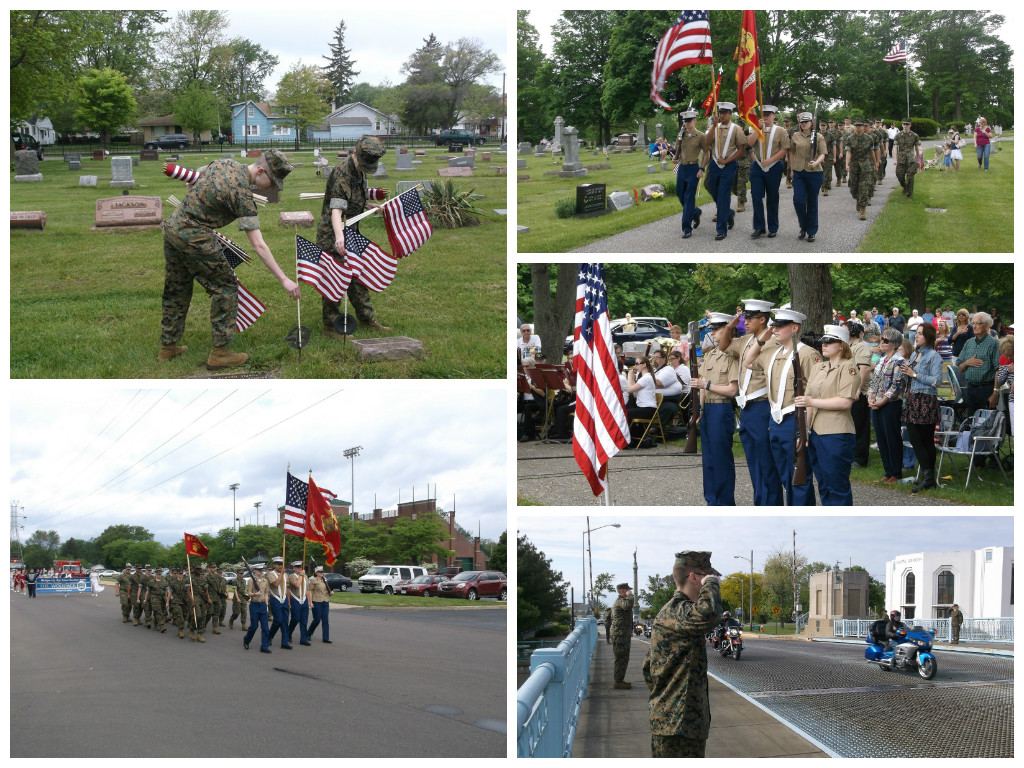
top-left (398, 146), bottom-right (408, 154)
top-left (279, 211), bottom-right (315, 228)
top-left (140, 149), bottom-right (159, 161)
top-left (518, 142), bottom-right (532, 155)
top-left (647, 164), bottom-right (656, 174)
top-left (640, 184), bottom-right (665, 201)
top-left (517, 175), bottom-right (530, 181)
top-left (65, 152), bottom-right (81, 164)
top-left (481, 152), bottom-right (491, 162)
top-left (517, 225), bottom-right (530, 233)
top-left (414, 149), bottom-right (427, 156)
top-left (449, 143), bottom-right (464, 153)
top-left (373, 163), bottom-right (388, 179)
top-left (13, 150), bottom-right (42, 182)
top-left (438, 167), bottom-right (473, 177)
top-left (92, 196), bottom-right (163, 229)
top-left (68, 160), bottom-right (81, 171)
top-left (499, 143), bottom-right (507, 152)
top-left (661, 161), bottom-right (669, 171)
top-left (10, 211), bottom-right (46, 230)
top-left (351, 336), bottom-right (424, 361)
top-left (93, 149), bottom-right (105, 161)
top-left (558, 126), bottom-right (587, 178)
top-left (396, 180), bottom-right (432, 197)
top-left (396, 153), bottom-right (413, 171)
top-left (656, 123), bottom-right (664, 140)
top-left (493, 208), bottom-right (507, 216)
top-left (607, 191), bottom-right (634, 211)
top-left (617, 134), bottom-right (633, 152)
top-left (448, 156), bottom-right (474, 168)
top-left (638, 123), bottom-right (648, 146)
top-left (551, 116), bottom-right (564, 153)
top-left (109, 156), bottom-right (135, 189)
top-left (517, 158), bottom-right (527, 169)
top-left (131, 157), bottom-right (139, 167)
top-left (575, 183), bottom-right (608, 218)
top-left (79, 175), bottom-right (98, 187)
top-left (222, 153), bottom-right (235, 159)
top-left (463, 148), bottom-right (476, 157)
top-left (247, 150), bottom-right (261, 158)
top-left (495, 166), bottom-right (506, 175)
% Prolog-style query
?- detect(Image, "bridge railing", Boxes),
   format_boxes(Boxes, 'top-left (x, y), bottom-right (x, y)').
top-left (834, 617), bottom-right (1014, 642)
top-left (516, 616), bottom-right (597, 758)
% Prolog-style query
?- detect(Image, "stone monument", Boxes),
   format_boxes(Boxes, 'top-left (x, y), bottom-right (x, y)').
top-left (551, 116), bottom-right (565, 153)
top-left (396, 153), bottom-right (413, 171)
top-left (93, 196), bottom-right (163, 229)
top-left (656, 123), bottom-right (664, 140)
top-left (109, 156), bottom-right (135, 189)
top-left (638, 123), bottom-right (648, 147)
top-left (558, 126), bottom-right (587, 178)
top-left (13, 150), bottom-right (43, 182)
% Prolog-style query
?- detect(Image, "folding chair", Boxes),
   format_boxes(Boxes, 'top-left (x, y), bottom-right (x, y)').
top-left (631, 394), bottom-right (666, 449)
top-left (900, 425), bottom-right (921, 483)
top-left (936, 408), bottom-right (1009, 489)
top-left (941, 364), bottom-right (970, 425)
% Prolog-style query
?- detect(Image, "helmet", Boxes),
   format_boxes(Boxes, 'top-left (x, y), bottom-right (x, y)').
top-left (890, 610), bottom-right (902, 621)
top-left (722, 611), bottom-right (731, 620)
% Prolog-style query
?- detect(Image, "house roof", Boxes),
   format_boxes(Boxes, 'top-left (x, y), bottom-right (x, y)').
top-left (326, 101), bottom-right (397, 122)
top-left (138, 114), bottom-right (179, 127)
top-left (231, 101), bottom-right (290, 119)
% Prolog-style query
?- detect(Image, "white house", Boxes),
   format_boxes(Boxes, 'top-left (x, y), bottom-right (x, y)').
top-left (18, 116), bottom-right (55, 145)
top-left (313, 102), bottom-right (401, 142)
top-left (885, 546), bottom-right (1013, 620)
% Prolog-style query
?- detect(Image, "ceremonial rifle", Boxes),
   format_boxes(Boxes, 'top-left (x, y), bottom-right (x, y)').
top-left (683, 321), bottom-right (701, 454)
top-left (791, 332), bottom-right (809, 486)
top-left (808, 100), bottom-right (821, 171)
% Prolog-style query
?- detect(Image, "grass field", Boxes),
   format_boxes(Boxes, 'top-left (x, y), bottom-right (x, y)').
top-left (10, 148), bottom-right (506, 378)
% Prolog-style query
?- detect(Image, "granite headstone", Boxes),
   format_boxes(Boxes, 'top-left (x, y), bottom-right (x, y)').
top-left (109, 156), bottom-right (135, 189)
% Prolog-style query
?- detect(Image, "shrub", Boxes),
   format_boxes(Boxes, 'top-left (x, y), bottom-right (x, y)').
top-left (908, 117), bottom-right (939, 138)
top-left (535, 622), bottom-right (570, 638)
top-left (663, 178), bottom-right (676, 197)
top-left (554, 197), bottom-right (575, 218)
top-left (422, 178), bottom-right (484, 228)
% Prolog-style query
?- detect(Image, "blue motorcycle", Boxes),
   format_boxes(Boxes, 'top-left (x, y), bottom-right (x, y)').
top-left (865, 623), bottom-right (937, 680)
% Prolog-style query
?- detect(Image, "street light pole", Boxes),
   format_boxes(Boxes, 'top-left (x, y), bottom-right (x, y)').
top-left (253, 501), bottom-right (262, 527)
top-left (735, 551), bottom-right (754, 631)
top-left (585, 518), bottom-right (622, 616)
top-left (344, 446), bottom-right (363, 518)
top-left (229, 483), bottom-right (240, 532)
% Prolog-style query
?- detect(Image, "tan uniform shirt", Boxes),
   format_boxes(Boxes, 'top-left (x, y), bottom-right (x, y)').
top-left (699, 348), bottom-right (739, 403)
top-left (850, 339), bottom-right (873, 394)
top-left (673, 129), bottom-right (707, 164)
top-left (247, 575), bottom-right (269, 603)
top-left (806, 359), bottom-right (861, 434)
top-left (752, 125), bottom-right (790, 168)
top-left (288, 572), bottom-right (309, 604)
top-left (727, 334), bottom-right (777, 405)
top-left (760, 341), bottom-right (822, 415)
top-left (707, 122), bottom-right (747, 167)
top-left (308, 576), bottom-right (331, 603)
top-left (789, 132), bottom-right (828, 172)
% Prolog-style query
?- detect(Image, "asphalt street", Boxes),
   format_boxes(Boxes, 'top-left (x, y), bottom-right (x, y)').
top-left (10, 589), bottom-right (506, 757)
top-left (517, 440), bottom-right (955, 506)
top-left (569, 137), bottom-right (982, 254)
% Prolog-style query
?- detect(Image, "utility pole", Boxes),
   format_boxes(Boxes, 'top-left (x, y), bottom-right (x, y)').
top-left (229, 483), bottom-right (240, 532)
top-left (344, 446), bottom-right (363, 518)
top-left (10, 501), bottom-right (26, 561)
top-left (253, 501), bottom-right (262, 527)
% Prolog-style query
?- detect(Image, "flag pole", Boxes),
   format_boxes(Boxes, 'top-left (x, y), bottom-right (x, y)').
top-left (905, 42), bottom-right (910, 119)
top-left (345, 184), bottom-right (423, 227)
top-left (186, 551), bottom-right (198, 631)
top-left (294, 228), bottom-right (302, 360)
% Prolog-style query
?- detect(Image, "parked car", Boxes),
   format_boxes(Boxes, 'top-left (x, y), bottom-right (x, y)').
top-left (398, 574), bottom-right (445, 597)
top-left (99, 570), bottom-right (118, 578)
top-left (435, 129), bottom-right (486, 146)
top-left (143, 133), bottom-right (190, 150)
top-left (11, 132), bottom-right (43, 160)
top-left (358, 564), bottom-right (427, 594)
top-left (437, 571), bottom-right (508, 601)
top-left (222, 571), bottom-right (237, 585)
top-left (563, 317), bottom-right (673, 357)
top-left (322, 572), bottom-right (351, 592)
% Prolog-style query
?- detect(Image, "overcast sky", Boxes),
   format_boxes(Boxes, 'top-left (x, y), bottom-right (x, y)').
top-left (517, 514), bottom-right (1014, 607)
top-left (9, 382), bottom-right (506, 547)
top-left (177, 9), bottom-right (508, 96)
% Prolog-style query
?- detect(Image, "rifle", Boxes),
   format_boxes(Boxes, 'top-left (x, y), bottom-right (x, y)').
top-left (240, 556), bottom-right (260, 597)
top-left (808, 99), bottom-right (821, 170)
top-left (791, 332), bottom-right (809, 486)
top-left (683, 320), bottom-right (701, 454)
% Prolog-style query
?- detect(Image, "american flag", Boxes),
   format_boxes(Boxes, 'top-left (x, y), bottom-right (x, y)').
top-left (884, 42), bottom-right (907, 62)
top-left (284, 471), bottom-right (309, 536)
top-left (651, 10), bottom-right (713, 110)
top-left (383, 189), bottom-right (433, 258)
top-left (343, 226), bottom-right (397, 293)
top-left (164, 163), bottom-right (200, 183)
top-left (572, 264), bottom-right (630, 496)
top-left (295, 235), bottom-right (350, 302)
top-left (219, 245), bottom-right (266, 332)
top-left (367, 187), bottom-right (387, 201)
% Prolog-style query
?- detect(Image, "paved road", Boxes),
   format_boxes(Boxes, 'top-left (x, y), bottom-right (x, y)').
top-left (517, 440), bottom-right (955, 506)
top-left (10, 590), bottom-right (506, 757)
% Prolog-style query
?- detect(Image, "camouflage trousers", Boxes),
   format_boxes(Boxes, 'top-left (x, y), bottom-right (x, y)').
top-left (651, 735), bottom-right (707, 758)
top-left (149, 595), bottom-right (168, 631)
top-left (321, 248), bottom-right (377, 326)
top-left (205, 598), bottom-right (224, 629)
top-left (169, 601), bottom-right (186, 631)
top-left (132, 596), bottom-right (145, 621)
top-left (231, 599), bottom-right (249, 628)
top-left (848, 160), bottom-right (875, 208)
top-left (822, 154), bottom-right (834, 191)
top-left (188, 600), bottom-right (208, 636)
top-left (952, 625), bottom-right (961, 643)
top-left (835, 153), bottom-right (847, 181)
top-left (877, 154), bottom-right (887, 180)
top-left (161, 228), bottom-right (238, 348)
top-left (896, 159), bottom-right (918, 197)
top-left (612, 637), bottom-right (632, 682)
top-left (119, 592), bottom-right (132, 620)
top-left (732, 161), bottom-right (750, 204)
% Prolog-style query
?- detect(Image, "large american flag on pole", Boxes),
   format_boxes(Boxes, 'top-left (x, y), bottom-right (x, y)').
top-left (572, 264), bottom-right (630, 496)
top-left (343, 226), bottom-right (398, 293)
top-left (220, 245), bottom-right (266, 332)
top-left (382, 189), bottom-right (433, 258)
top-left (884, 41), bottom-right (907, 62)
top-left (295, 235), bottom-right (349, 302)
top-left (651, 10), bottom-right (714, 110)
top-left (284, 471), bottom-right (309, 536)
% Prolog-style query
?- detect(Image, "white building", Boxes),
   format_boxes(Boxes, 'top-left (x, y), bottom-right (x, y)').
top-left (885, 546), bottom-right (1013, 621)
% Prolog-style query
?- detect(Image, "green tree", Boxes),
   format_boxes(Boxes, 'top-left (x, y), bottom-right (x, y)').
top-left (22, 544), bottom-right (52, 570)
top-left (26, 530), bottom-right (61, 562)
top-left (400, 33), bottom-right (447, 134)
top-left (124, 540), bottom-right (166, 568)
top-left (529, 263), bottom-right (580, 364)
top-left (550, 10), bottom-right (619, 145)
top-left (762, 546), bottom-right (809, 623)
top-left (10, 10), bottom-right (97, 120)
top-left (158, 10), bottom-right (229, 90)
top-left (518, 586), bottom-right (543, 631)
top-left (276, 62), bottom-right (332, 148)
top-left (439, 38), bottom-right (502, 130)
top-left (58, 537), bottom-right (85, 561)
top-left (75, 68), bottom-right (137, 146)
top-left (638, 573), bottom-right (676, 618)
top-left (79, 10), bottom-right (167, 89)
top-left (487, 531), bottom-right (507, 572)
top-left (321, 20), bottom-right (360, 107)
top-left (346, 556), bottom-right (374, 578)
top-left (369, 79), bottom-right (405, 133)
top-left (592, 572), bottom-right (614, 611)
top-left (172, 84), bottom-right (218, 143)
top-left (517, 11), bottom-right (552, 143)
top-left (517, 535), bottom-right (568, 625)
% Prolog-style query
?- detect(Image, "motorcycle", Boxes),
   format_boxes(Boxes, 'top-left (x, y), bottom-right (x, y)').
top-left (708, 625), bottom-right (743, 660)
top-left (865, 624), bottom-right (937, 680)
top-left (643, 622), bottom-right (652, 639)
top-left (633, 620), bottom-right (644, 637)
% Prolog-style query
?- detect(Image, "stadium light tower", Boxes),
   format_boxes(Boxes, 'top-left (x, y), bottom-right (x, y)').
top-left (344, 446), bottom-right (363, 518)
top-left (229, 483), bottom-right (240, 531)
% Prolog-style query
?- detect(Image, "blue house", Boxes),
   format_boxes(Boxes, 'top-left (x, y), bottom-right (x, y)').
top-left (230, 101), bottom-right (298, 144)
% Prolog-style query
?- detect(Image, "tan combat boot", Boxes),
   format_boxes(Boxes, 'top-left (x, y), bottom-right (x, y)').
top-left (859, 207), bottom-right (867, 220)
top-left (613, 681), bottom-right (632, 689)
top-left (197, 634), bottom-right (206, 643)
top-left (188, 628), bottom-right (196, 641)
top-left (736, 201), bottom-right (745, 212)
top-left (134, 618), bottom-right (141, 626)
top-left (123, 616), bottom-right (129, 623)
top-left (178, 628), bottom-right (185, 639)
top-left (229, 617), bottom-right (234, 630)
top-left (362, 319), bottom-right (391, 332)
top-left (157, 344), bottom-right (188, 361)
top-left (823, 188), bottom-right (829, 196)
top-left (206, 346), bottom-right (249, 370)
top-left (213, 627), bottom-right (221, 635)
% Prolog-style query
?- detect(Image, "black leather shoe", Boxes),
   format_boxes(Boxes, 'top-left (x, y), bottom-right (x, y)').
top-left (767, 232), bottom-right (777, 238)
top-left (807, 234), bottom-right (815, 242)
top-left (682, 231), bottom-right (692, 239)
top-left (798, 229), bottom-right (806, 240)
top-left (323, 640), bottom-right (333, 644)
top-left (300, 641), bottom-right (311, 646)
top-left (691, 210), bottom-right (701, 228)
top-left (715, 233), bottom-right (726, 241)
top-left (260, 648), bottom-right (271, 654)
top-left (244, 640), bottom-right (249, 650)
top-left (281, 645), bottom-right (293, 650)
top-left (727, 212), bottom-right (735, 230)
top-left (750, 229), bottom-right (765, 239)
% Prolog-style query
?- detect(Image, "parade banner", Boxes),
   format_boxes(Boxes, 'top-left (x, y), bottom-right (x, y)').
top-left (36, 577), bottom-right (92, 594)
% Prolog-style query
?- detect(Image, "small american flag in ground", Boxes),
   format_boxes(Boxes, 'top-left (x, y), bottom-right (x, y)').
top-left (651, 10), bottom-right (713, 110)
top-left (884, 41), bottom-right (907, 62)
top-left (383, 189), bottom-right (433, 257)
top-left (343, 226), bottom-right (397, 292)
top-left (284, 471), bottom-right (309, 536)
top-left (296, 235), bottom-right (350, 302)
top-left (219, 245), bottom-right (266, 332)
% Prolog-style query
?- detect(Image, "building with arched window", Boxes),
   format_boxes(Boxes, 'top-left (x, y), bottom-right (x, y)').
top-left (885, 546), bottom-right (1013, 620)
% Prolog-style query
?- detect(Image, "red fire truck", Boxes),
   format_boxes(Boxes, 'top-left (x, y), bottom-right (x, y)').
top-left (52, 560), bottom-right (88, 578)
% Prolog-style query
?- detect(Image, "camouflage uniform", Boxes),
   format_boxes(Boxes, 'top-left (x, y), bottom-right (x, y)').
top-left (783, 121), bottom-right (796, 185)
top-left (316, 136), bottom-right (387, 329)
top-left (604, 608), bottom-right (612, 643)
top-left (168, 572), bottom-right (189, 638)
top-left (116, 567), bottom-right (133, 622)
top-left (837, 124), bottom-right (855, 183)
top-left (161, 159), bottom-right (259, 348)
top-left (949, 605), bottom-right (964, 644)
top-left (146, 572), bottom-right (170, 632)
top-left (611, 588), bottom-right (636, 684)
top-left (874, 125), bottom-right (888, 181)
top-left (188, 569), bottom-right (209, 641)
top-left (643, 554), bottom-right (722, 759)
top-left (732, 128), bottom-right (751, 209)
top-left (822, 125), bottom-right (838, 192)
top-left (131, 567), bottom-right (146, 625)
top-left (894, 128), bottom-right (922, 199)
top-left (205, 566), bottom-right (225, 634)
top-left (846, 130), bottom-right (876, 214)
top-left (230, 572), bottom-right (250, 630)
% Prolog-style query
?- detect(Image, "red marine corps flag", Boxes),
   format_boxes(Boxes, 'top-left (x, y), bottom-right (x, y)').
top-left (735, 10), bottom-right (763, 140)
top-left (702, 68), bottom-right (723, 117)
top-left (184, 533), bottom-right (209, 559)
top-left (306, 476), bottom-right (342, 566)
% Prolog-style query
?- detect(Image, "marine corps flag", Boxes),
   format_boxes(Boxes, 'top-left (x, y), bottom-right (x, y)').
top-left (184, 533), bottom-right (209, 559)
top-left (735, 10), bottom-right (763, 140)
top-left (306, 476), bottom-right (342, 566)
top-left (702, 70), bottom-right (722, 117)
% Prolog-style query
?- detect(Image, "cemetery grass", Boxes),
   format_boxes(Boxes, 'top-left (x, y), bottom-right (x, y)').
top-left (859, 141), bottom-right (1013, 253)
top-left (516, 152), bottom-right (689, 253)
top-left (9, 149), bottom-right (506, 379)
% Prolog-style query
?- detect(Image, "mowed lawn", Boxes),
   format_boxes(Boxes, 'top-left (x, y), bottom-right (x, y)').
top-left (10, 148), bottom-right (507, 378)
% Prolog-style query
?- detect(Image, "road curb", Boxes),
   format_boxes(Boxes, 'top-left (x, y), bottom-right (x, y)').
top-left (809, 636), bottom-right (1013, 657)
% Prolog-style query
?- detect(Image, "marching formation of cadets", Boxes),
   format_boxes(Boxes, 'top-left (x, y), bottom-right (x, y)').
top-left (114, 556), bottom-right (333, 652)
top-left (673, 106), bottom-right (921, 240)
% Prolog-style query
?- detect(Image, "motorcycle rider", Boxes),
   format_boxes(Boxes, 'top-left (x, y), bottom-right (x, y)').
top-left (713, 610), bottom-right (741, 647)
top-left (885, 609), bottom-right (907, 658)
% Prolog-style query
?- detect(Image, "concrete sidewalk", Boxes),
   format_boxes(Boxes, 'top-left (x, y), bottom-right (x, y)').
top-left (572, 636), bottom-right (829, 758)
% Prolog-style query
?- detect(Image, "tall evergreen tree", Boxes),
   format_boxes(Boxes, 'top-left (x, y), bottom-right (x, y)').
top-left (322, 20), bottom-right (360, 108)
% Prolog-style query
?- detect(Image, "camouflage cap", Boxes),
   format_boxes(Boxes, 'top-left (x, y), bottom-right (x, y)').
top-left (616, 582), bottom-right (631, 591)
top-left (262, 149), bottom-right (293, 189)
top-left (674, 551), bottom-right (721, 576)
top-left (355, 135), bottom-right (386, 173)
